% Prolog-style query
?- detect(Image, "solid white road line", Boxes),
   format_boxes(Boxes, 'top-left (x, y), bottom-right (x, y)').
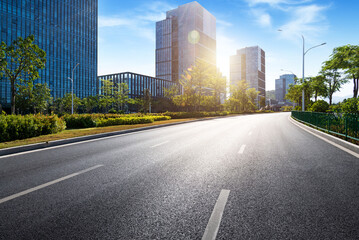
top-left (150, 141), bottom-right (169, 148)
top-left (238, 144), bottom-right (246, 154)
top-left (289, 116), bottom-right (359, 159)
top-left (0, 164), bottom-right (104, 204)
top-left (202, 189), bottom-right (230, 240)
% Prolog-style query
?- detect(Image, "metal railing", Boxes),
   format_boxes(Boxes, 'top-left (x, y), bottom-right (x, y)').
top-left (291, 111), bottom-right (359, 142)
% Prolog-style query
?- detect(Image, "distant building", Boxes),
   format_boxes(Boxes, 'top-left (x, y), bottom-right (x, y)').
top-left (97, 72), bottom-right (178, 99)
top-left (275, 74), bottom-right (296, 102)
top-left (156, 1), bottom-right (216, 82)
top-left (230, 46), bottom-right (266, 102)
top-left (0, 0), bottom-right (98, 108)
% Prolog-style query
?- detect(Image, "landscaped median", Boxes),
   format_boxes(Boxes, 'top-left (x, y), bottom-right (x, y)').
top-left (0, 110), bottom-right (274, 150)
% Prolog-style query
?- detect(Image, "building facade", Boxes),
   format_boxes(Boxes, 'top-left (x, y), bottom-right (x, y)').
top-left (230, 46), bottom-right (266, 101)
top-left (97, 72), bottom-right (179, 99)
top-left (156, 1), bottom-right (216, 82)
top-left (275, 74), bottom-right (296, 102)
top-left (0, 0), bottom-right (98, 107)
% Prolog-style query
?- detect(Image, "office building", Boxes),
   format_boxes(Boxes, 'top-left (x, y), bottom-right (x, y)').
top-left (97, 72), bottom-right (179, 99)
top-left (156, 1), bottom-right (216, 82)
top-left (275, 74), bottom-right (296, 102)
top-left (230, 46), bottom-right (266, 101)
top-left (0, 0), bottom-right (98, 108)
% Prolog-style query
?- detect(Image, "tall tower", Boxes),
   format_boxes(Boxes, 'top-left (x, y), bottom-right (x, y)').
top-left (156, 1), bottom-right (216, 82)
top-left (230, 46), bottom-right (266, 101)
top-left (0, 0), bottom-right (98, 108)
top-left (275, 74), bottom-right (296, 102)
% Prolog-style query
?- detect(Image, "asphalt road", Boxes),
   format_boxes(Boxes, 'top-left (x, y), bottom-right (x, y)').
top-left (0, 112), bottom-right (358, 239)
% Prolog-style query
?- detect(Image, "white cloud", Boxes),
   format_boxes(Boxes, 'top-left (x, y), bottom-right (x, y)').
top-left (251, 9), bottom-right (272, 27)
top-left (98, 1), bottom-right (175, 41)
top-left (278, 4), bottom-right (329, 41)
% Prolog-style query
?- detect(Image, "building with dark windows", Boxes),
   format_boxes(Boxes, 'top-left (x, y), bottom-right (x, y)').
top-left (275, 74), bottom-right (296, 102)
top-left (230, 46), bottom-right (266, 102)
top-left (0, 0), bottom-right (97, 108)
top-left (97, 72), bottom-right (179, 99)
top-left (156, 1), bottom-right (216, 82)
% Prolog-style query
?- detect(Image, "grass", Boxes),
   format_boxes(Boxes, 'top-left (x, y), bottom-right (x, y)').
top-left (0, 118), bottom-right (196, 150)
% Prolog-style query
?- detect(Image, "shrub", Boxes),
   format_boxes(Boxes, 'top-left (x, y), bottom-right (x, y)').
top-left (0, 114), bottom-right (66, 143)
top-left (63, 114), bottom-right (96, 129)
top-left (108, 108), bottom-right (117, 114)
top-left (341, 98), bottom-right (359, 114)
top-left (162, 111), bottom-right (230, 119)
top-left (96, 117), bottom-right (154, 127)
top-left (310, 100), bottom-right (329, 112)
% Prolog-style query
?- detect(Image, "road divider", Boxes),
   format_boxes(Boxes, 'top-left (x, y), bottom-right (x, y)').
top-left (0, 165), bottom-right (103, 204)
top-left (202, 189), bottom-right (230, 240)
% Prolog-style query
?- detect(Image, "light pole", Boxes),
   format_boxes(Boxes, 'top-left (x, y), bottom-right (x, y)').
top-left (278, 30), bottom-right (326, 111)
top-left (68, 63), bottom-right (79, 114)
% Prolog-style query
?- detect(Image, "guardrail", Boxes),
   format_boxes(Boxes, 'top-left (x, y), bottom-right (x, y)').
top-left (291, 111), bottom-right (359, 142)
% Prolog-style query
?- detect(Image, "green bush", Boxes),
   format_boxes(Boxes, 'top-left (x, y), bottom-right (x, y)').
top-left (341, 98), bottom-right (359, 114)
top-left (162, 111), bottom-right (230, 119)
top-left (0, 114), bottom-right (66, 143)
top-left (95, 115), bottom-right (171, 127)
top-left (310, 100), bottom-right (329, 113)
top-left (63, 114), bottom-right (96, 129)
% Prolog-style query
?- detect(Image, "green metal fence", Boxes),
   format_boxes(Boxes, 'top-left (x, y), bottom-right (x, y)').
top-left (291, 111), bottom-right (359, 142)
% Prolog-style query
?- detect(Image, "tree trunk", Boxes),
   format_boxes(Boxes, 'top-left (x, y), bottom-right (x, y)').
top-left (329, 93), bottom-right (333, 105)
top-left (11, 79), bottom-right (16, 114)
top-left (353, 76), bottom-right (358, 98)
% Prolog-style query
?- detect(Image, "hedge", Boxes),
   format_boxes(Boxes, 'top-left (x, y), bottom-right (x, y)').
top-left (63, 114), bottom-right (96, 129)
top-left (95, 116), bottom-right (170, 127)
top-left (161, 111), bottom-right (230, 119)
top-left (0, 114), bottom-right (66, 143)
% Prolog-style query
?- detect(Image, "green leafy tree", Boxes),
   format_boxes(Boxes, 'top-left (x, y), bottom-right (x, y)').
top-left (341, 98), bottom-right (359, 114)
top-left (143, 88), bottom-right (151, 113)
top-left (61, 93), bottom-right (82, 113)
top-left (321, 61), bottom-right (348, 105)
top-left (225, 80), bottom-right (250, 112)
top-left (0, 35), bottom-right (46, 114)
top-left (259, 96), bottom-right (266, 109)
top-left (32, 83), bottom-right (52, 113)
top-left (246, 88), bottom-right (259, 110)
top-left (82, 95), bottom-right (99, 113)
top-left (114, 82), bottom-right (130, 112)
top-left (309, 75), bottom-right (327, 102)
top-left (99, 78), bottom-right (115, 113)
top-left (327, 45), bottom-right (359, 98)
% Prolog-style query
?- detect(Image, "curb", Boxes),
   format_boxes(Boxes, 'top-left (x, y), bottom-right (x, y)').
top-left (0, 114), bottom-right (242, 157)
top-left (289, 116), bottom-right (359, 154)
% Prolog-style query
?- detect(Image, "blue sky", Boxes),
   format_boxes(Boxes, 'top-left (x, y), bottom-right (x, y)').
top-left (98, 0), bottom-right (359, 99)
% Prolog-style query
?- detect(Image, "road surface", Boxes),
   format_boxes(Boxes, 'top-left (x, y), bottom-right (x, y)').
top-left (0, 112), bottom-right (358, 239)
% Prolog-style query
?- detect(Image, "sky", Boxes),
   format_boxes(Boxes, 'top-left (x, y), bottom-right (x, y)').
top-left (98, 0), bottom-right (359, 101)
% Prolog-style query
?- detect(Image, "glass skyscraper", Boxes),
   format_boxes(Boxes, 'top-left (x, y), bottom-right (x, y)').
top-left (230, 46), bottom-right (266, 102)
top-left (156, 1), bottom-right (216, 82)
top-left (0, 0), bottom-right (97, 108)
top-left (275, 74), bottom-right (296, 102)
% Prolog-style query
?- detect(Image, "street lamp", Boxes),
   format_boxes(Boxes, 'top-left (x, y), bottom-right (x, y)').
top-left (68, 63), bottom-right (79, 114)
top-left (278, 29), bottom-right (326, 111)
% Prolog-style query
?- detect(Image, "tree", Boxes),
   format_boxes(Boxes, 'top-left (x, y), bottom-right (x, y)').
top-left (143, 88), bottom-right (151, 113)
top-left (327, 45), bottom-right (359, 98)
top-left (207, 69), bottom-right (227, 111)
top-left (246, 88), bottom-right (259, 110)
top-left (0, 35), bottom-right (46, 114)
top-left (321, 61), bottom-right (348, 105)
top-left (309, 75), bottom-right (327, 102)
top-left (114, 82), bottom-right (130, 112)
top-left (32, 83), bottom-right (52, 113)
top-left (61, 93), bottom-right (82, 113)
top-left (99, 78), bottom-right (115, 113)
top-left (225, 81), bottom-right (250, 112)
top-left (82, 96), bottom-right (98, 113)
top-left (259, 96), bottom-right (266, 109)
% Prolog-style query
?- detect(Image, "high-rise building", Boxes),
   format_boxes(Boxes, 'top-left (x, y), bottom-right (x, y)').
top-left (0, 0), bottom-right (98, 108)
top-left (275, 74), bottom-right (296, 102)
top-left (230, 46), bottom-right (266, 101)
top-left (156, 1), bottom-right (216, 82)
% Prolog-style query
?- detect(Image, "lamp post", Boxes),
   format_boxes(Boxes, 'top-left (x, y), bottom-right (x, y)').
top-left (68, 63), bottom-right (79, 114)
top-left (278, 30), bottom-right (326, 111)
